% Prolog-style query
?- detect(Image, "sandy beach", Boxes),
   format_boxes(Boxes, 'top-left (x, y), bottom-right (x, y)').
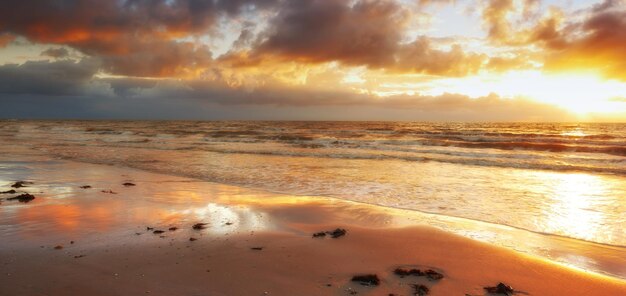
top-left (1, 157), bottom-right (625, 296)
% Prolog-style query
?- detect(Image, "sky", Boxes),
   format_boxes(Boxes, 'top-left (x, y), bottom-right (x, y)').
top-left (0, 0), bottom-right (625, 121)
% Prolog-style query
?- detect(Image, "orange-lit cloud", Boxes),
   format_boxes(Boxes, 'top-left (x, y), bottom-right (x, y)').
top-left (0, 0), bottom-right (624, 120)
top-left (225, 0), bottom-right (484, 76)
top-left (542, 2), bottom-right (626, 81)
top-left (0, 0), bottom-right (279, 77)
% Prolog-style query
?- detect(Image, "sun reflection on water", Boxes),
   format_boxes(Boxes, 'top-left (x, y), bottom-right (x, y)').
top-left (544, 173), bottom-right (607, 243)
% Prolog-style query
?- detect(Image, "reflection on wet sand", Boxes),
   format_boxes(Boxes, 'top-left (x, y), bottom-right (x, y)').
top-left (0, 158), bottom-right (625, 280)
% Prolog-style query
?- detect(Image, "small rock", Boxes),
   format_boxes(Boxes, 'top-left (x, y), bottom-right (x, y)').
top-left (122, 182), bottom-right (136, 187)
top-left (153, 230), bottom-right (165, 234)
top-left (0, 190), bottom-right (16, 194)
top-left (312, 232), bottom-right (326, 238)
top-left (101, 190), bottom-right (117, 194)
top-left (168, 227), bottom-right (178, 231)
top-left (394, 268), bottom-right (423, 277)
top-left (351, 274), bottom-right (380, 286)
top-left (79, 185), bottom-right (92, 189)
top-left (412, 284), bottom-right (429, 296)
top-left (54, 245), bottom-right (63, 250)
top-left (312, 228), bottom-right (347, 239)
top-left (484, 282), bottom-right (515, 295)
top-left (11, 181), bottom-right (32, 188)
top-left (424, 269), bottom-right (444, 280)
top-left (7, 193), bottom-right (35, 203)
top-left (189, 237), bottom-right (197, 241)
top-left (74, 255), bottom-right (86, 259)
top-left (328, 228), bottom-right (347, 238)
top-left (146, 227), bottom-right (154, 231)
top-left (192, 223), bottom-right (208, 230)
top-left (250, 247), bottom-right (264, 250)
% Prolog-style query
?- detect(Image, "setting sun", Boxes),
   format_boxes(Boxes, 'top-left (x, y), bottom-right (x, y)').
top-left (423, 70), bottom-right (626, 115)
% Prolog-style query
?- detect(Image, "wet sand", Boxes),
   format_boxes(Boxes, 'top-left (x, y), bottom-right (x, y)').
top-left (1, 158), bottom-right (625, 295)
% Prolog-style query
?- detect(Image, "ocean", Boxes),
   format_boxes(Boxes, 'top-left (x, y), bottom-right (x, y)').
top-left (1, 120), bottom-right (625, 271)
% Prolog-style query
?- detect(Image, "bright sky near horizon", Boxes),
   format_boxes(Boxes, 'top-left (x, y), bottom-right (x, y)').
top-left (0, 0), bottom-right (625, 121)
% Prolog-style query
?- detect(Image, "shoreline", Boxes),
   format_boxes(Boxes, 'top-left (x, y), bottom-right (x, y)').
top-left (1, 156), bottom-right (625, 295)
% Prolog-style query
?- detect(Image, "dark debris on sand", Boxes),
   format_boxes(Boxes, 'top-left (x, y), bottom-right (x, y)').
top-left (484, 282), bottom-right (515, 295)
top-left (393, 268), bottom-right (443, 281)
top-left (7, 193), bottom-right (35, 203)
top-left (122, 182), bottom-right (136, 187)
top-left (394, 268), bottom-right (424, 277)
top-left (312, 228), bottom-right (347, 238)
top-left (192, 223), bottom-right (208, 230)
top-left (101, 190), bottom-right (117, 194)
top-left (0, 189), bottom-right (16, 194)
top-left (424, 269), bottom-right (444, 280)
top-left (351, 274), bottom-right (380, 286)
top-left (412, 284), bottom-right (429, 296)
top-left (11, 181), bottom-right (33, 188)
top-left (79, 185), bottom-right (92, 189)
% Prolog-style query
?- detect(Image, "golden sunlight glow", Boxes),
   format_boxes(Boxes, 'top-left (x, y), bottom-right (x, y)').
top-left (423, 70), bottom-right (626, 115)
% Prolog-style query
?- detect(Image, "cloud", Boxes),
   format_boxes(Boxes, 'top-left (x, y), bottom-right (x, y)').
top-left (0, 33), bottom-right (15, 47)
top-left (100, 75), bottom-right (573, 122)
top-left (542, 2), bottom-right (626, 80)
top-left (0, 0), bottom-right (520, 77)
top-left (391, 37), bottom-right (485, 76)
top-left (480, 0), bottom-right (546, 45)
top-left (481, 0), bottom-right (515, 42)
top-left (474, 0), bottom-right (626, 80)
top-left (41, 47), bottom-right (70, 58)
top-left (253, 0), bottom-right (409, 67)
top-left (222, 0), bottom-right (483, 76)
top-left (0, 59), bottom-right (100, 95)
top-left (0, 58), bottom-right (572, 121)
top-left (0, 84), bottom-right (574, 122)
top-left (0, 0), bottom-right (280, 77)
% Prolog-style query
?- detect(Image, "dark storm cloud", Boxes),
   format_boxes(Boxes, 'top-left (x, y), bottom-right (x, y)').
top-left (0, 59), bottom-right (99, 95)
top-left (96, 76), bottom-right (572, 121)
top-left (0, 77), bottom-right (574, 121)
top-left (0, 57), bottom-right (573, 121)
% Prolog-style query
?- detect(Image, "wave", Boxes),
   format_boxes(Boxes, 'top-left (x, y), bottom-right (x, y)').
top-left (415, 139), bottom-right (626, 157)
top-left (64, 140), bottom-right (625, 175)
top-left (196, 147), bottom-right (626, 175)
top-left (46, 149), bottom-right (626, 251)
